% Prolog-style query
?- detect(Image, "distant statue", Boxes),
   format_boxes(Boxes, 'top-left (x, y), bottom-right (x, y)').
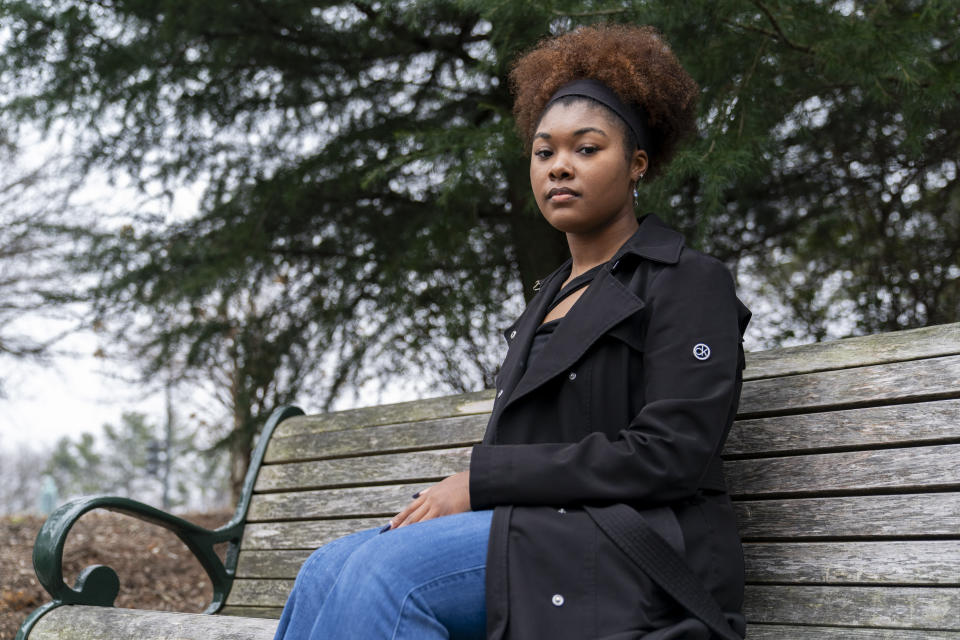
top-left (38, 475), bottom-right (59, 515)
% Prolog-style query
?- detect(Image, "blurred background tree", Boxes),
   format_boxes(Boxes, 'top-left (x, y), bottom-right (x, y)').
top-left (41, 410), bottom-right (229, 509)
top-left (0, 143), bottom-right (85, 397)
top-left (1, 0), bottom-right (957, 502)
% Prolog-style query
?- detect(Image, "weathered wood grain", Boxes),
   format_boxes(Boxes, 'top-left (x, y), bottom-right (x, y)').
top-left (733, 493), bottom-right (960, 539)
top-left (275, 390), bottom-right (494, 437)
top-left (237, 550), bottom-right (314, 579)
top-left (744, 541), bottom-right (960, 585)
top-left (743, 585), bottom-right (960, 628)
top-left (254, 447), bottom-right (472, 492)
top-left (726, 444), bottom-right (960, 497)
top-left (725, 398), bottom-right (960, 456)
top-left (235, 541), bottom-right (960, 585)
top-left (248, 483), bottom-right (423, 521)
top-left (29, 605), bottom-right (277, 640)
top-left (271, 398), bottom-right (960, 463)
top-left (219, 607), bottom-right (283, 620)
top-left (241, 518), bottom-right (382, 550)
top-left (745, 625), bottom-right (960, 639)
top-left (223, 581), bottom-right (960, 628)
top-left (268, 397), bottom-right (960, 466)
top-left (225, 579), bottom-right (295, 608)
top-left (742, 322), bottom-right (960, 381)
top-left (739, 354), bottom-right (960, 416)
top-left (265, 413), bottom-right (487, 464)
top-left (262, 440), bottom-right (960, 507)
top-left (241, 492), bottom-right (960, 550)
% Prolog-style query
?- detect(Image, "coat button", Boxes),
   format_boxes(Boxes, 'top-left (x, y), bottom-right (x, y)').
top-left (551, 594), bottom-right (565, 607)
top-left (509, 330), bottom-right (517, 339)
top-left (568, 371), bottom-right (577, 381)
top-left (496, 389), bottom-right (504, 398)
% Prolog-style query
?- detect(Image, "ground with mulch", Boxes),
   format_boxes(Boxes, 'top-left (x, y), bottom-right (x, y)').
top-left (0, 509), bottom-right (232, 640)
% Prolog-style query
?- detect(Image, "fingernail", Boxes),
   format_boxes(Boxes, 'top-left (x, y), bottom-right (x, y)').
top-left (379, 523), bottom-right (392, 533)
top-left (412, 492), bottom-right (420, 499)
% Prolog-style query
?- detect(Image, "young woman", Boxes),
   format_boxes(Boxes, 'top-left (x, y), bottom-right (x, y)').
top-left (273, 24), bottom-right (750, 640)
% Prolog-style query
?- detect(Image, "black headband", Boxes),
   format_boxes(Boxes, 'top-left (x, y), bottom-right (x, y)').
top-left (544, 78), bottom-right (650, 152)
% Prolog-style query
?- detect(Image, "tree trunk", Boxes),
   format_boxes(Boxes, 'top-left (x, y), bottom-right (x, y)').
top-left (506, 169), bottom-right (569, 301)
top-left (229, 411), bottom-right (253, 506)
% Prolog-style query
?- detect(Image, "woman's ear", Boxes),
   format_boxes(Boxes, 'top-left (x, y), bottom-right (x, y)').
top-left (630, 149), bottom-right (649, 182)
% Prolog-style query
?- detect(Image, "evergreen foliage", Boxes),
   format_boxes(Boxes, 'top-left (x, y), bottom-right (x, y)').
top-left (1, 1), bottom-right (957, 486)
top-left (44, 411), bottom-right (226, 507)
top-left (0, 144), bottom-right (84, 394)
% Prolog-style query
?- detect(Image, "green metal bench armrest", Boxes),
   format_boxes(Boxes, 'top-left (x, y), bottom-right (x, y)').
top-left (18, 405), bottom-right (304, 640)
top-left (33, 494), bottom-right (242, 611)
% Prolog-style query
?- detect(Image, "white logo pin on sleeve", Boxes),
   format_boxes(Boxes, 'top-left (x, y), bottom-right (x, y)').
top-left (693, 343), bottom-right (711, 361)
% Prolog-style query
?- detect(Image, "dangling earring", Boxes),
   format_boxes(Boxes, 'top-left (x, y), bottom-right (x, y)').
top-left (633, 173), bottom-right (644, 208)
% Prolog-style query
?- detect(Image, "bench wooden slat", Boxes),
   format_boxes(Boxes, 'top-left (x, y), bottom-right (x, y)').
top-left (219, 607), bottom-right (283, 620)
top-left (254, 448), bottom-right (472, 493)
top-left (248, 483), bottom-right (421, 521)
top-left (739, 354), bottom-right (960, 416)
top-left (242, 518), bottom-right (384, 550)
top-left (236, 541), bottom-right (960, 585)
top-left (744, 541), bottom-right (960, 585)
top-left (227, 579), bottom-right (295, 608)
top-left (726, 444), bottom-right (960, 497)
top-left (744, 585), bottom-right (960, 629)
top-left (746, 625), bottom-right (960, 639)
top-left (742, 322), bottom-right (960, 381)
top-left (265, 414), bottom-right (488, 463)
top-left (734, 493), bottom-right (960, 539)
top-left (225, 580), bottom-right (960, 628)
top-left (265, 397), bottom-right (960, 464)
top-left (275, 390), bottom-right (494, 437)
top-left (264, 396), bottom-right (960, 466)
top-left (29, 606), bottom-right (277, 640)
top-left (725, 398), bottom-right (960, 456)
top-left (241, 492), bottom-right (960, 547)
top-left (237, 550), bottom-right (314, 578)
top-left (248, 485), bottom-right (960, 541)
top-left (257, 442), bottom-right (960, 500)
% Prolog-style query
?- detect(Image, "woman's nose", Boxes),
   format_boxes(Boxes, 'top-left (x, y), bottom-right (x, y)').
top-left (548, 153), bottom-right (573, 180)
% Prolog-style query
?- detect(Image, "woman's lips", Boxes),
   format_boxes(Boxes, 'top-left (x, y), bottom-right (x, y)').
top-left (547, 188), bottom-right (578, 202)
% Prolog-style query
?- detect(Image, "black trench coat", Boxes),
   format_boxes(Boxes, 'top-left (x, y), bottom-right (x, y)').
top-left (469, 213), bottom-right (751, 639)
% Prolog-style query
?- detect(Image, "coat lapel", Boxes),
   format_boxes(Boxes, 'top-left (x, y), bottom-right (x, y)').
top-left (501, 213), bottom-right (686, 413)
top-left (493, 260), bottom-right (569, 410)
top-left (503, 267), bottom-right (644, 410)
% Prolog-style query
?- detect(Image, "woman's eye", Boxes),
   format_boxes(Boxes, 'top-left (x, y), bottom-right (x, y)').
top-left (579, 145), bottom-right (598, 155)
top-left (534, 149), bottom-right (553, 159)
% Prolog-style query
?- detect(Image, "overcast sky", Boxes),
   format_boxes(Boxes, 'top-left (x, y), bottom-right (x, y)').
top-left (0, 330), bottom-right (165, 450)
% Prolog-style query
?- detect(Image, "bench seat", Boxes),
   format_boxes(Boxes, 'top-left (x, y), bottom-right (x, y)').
top-left (28, 606), bottom-right (277, 639)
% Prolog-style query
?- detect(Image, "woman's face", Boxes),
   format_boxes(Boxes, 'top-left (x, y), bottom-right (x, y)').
top-left (530, 101), bottom-right (646, 236)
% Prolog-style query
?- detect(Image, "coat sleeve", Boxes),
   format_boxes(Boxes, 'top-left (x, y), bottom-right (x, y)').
top-left (470, 254), bottom-right (746, 508)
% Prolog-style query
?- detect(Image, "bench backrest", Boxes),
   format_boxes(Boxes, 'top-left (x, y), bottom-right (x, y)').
top-left (222, 323), bottom-right (960, 637)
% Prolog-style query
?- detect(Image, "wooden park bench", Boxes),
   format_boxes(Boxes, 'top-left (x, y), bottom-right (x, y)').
top-left (17, 322), bottom-right (960, 639)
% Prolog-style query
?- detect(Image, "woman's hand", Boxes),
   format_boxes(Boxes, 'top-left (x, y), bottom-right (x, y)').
top-left (388, 471), bottom-right (471, 529)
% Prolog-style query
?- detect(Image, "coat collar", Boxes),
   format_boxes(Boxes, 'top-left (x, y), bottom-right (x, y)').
top-left (611, 213), bottom-right (685, 265)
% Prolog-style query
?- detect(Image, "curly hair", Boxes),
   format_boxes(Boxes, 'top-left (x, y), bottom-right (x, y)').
top-left (510, 24), bottom-right (699, 178)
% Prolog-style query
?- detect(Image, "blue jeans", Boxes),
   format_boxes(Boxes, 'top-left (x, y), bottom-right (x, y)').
top-left (273, 509), bottom-right (493, 639)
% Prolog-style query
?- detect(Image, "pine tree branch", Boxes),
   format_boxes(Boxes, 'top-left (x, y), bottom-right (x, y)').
top-left (749, 0), bottom-right (813, 54)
